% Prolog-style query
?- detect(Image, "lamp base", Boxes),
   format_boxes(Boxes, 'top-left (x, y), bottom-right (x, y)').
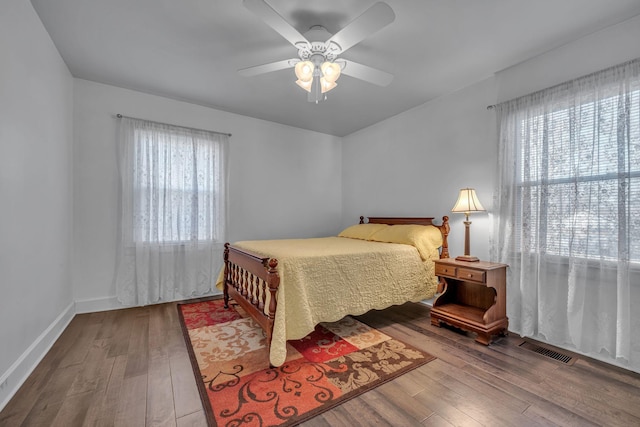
top-left (455, 255), bottom-right (480, 262)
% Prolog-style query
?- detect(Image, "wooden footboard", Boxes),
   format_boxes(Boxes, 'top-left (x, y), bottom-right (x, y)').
top-left (223, 243), bottom-right (280, 351)
top-left (222, 216), bottom-right (449, 363)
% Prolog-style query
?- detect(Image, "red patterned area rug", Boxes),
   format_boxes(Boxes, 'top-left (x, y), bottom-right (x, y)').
top-left (178, 298), bottom-right (435, 427)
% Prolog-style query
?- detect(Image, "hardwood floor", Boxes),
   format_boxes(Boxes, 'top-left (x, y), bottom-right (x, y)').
top-left (1, 300), bottom-right (639, 426)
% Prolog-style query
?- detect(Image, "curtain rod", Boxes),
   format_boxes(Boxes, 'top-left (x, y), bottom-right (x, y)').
top-left (116, 114), bottom-right (232, 137)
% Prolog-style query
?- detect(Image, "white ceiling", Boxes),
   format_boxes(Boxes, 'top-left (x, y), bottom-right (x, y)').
top-left (31, 0), bottom-right (640, 137)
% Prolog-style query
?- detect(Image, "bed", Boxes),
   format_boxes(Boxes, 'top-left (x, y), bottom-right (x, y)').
top-left (219, 216), bottom-right (450, 366)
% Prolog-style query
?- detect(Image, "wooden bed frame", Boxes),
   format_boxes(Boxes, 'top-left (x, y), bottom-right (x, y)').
top-left (222, 216), bottom-right (450, 355)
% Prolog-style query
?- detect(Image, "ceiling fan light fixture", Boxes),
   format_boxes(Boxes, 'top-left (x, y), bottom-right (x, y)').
top-left (240, 1), bottom-right (396, 103)
top-left (294, 61), bottom-right (314, 82)
top-left (320, 61), bottom-right (341, 83)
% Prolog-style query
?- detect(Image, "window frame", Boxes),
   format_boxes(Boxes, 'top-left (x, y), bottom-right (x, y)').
top-left (514, 89), bottom-right (640, 263)
top-left (130, 125), bottom-right (225, 245)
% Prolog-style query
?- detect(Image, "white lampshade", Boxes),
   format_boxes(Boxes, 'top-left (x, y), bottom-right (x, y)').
top-left (451, 188), bottom-right (485, 262)
top-left (451, 188), bottom-right (485, 214)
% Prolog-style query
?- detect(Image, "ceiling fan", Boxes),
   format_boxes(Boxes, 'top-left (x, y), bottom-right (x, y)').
top-left (239, 0), bottom-right (395, 103)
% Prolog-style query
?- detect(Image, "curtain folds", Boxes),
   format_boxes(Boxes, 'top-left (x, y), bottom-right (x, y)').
top-left (492, 58), bottom-right (640, 372)
top-left (115, 117), bottom-right (228, 306)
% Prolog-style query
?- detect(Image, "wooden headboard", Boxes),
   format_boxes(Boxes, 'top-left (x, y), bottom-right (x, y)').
top-left (359, 216), bottom-right (450, 259)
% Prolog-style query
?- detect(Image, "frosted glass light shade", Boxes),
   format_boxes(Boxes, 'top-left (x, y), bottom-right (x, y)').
top-left (295, 79), bottom-right (312, 92)
top-left (294, 60), bottom-right (340, 99)
top-left (320, 79), bottom-right (337, 93)
top-left (296, 78), bottom-right (337, 94)
top-left (321, 61), bottom-right (341, 83)
top-left (295, 61), bottom-right (314, 82)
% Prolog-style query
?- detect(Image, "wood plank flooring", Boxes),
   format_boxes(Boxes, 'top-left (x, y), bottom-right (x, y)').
top-left (1, 300), bottom-right (639, 426)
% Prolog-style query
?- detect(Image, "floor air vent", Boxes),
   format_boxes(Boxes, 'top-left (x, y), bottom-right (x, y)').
top-left (519, 341), bottom-right (576, 365)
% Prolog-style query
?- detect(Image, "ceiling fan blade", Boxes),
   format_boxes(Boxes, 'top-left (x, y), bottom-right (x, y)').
top-left (238, 59), bottom-right (297, 77)
top-left (243, 0), bottom-right (308, 47)
top-left (327, 2), bottom-right (395, 53)
top-left (339, 60), bottom-right (393, 87)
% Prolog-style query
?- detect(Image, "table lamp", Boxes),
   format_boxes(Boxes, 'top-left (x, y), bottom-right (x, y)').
top-left (451, 188), bottom-right (485, 262)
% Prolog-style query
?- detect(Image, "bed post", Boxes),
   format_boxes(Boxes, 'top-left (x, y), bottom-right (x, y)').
top-left (439, 216), bottom-right (450, 259)
top-left (223, 243), bottom-right (230, 308)
top-left (265, 258), bottom-right (279, 350)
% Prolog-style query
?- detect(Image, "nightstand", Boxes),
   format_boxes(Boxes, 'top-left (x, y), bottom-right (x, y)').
top-left (430, 258), bottom-right (508, 345)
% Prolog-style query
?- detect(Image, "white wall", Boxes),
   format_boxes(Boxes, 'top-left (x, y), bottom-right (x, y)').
top-left (0, 0), bottom-right (74, 408)
top-left (72, 80), bottom-right (342, 311)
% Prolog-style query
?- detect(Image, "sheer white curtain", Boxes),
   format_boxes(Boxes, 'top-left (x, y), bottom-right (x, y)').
top-left (115, 117), bottom-right (228, 306)
top-left (492, 58), bottom-right (640, 372)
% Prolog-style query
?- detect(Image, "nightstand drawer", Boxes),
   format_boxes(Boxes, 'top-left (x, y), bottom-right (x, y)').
top-left (457, 268), bottom-right (486, 283)
top-left (435, 264), bottom-right (457, 277)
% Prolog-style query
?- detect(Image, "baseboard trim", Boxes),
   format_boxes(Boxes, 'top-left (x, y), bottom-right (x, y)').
top-left (74, 291), bottom-right (223, 314)
top-left (74, 296), bottom-right (124, 314)
top-left (0, 302), bottom-right (75, 412)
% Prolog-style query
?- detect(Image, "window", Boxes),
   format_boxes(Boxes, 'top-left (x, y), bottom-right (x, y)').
top-left (493, 58), bottom-right (640, 372)
top-left (516, 87), bottom-right (640, 262)
top-left (115, 116), bottom-right (229, 306)
top-left (117, 117), bottom-right (228, 245)
top-left (133, 127), bottom-right (224, 243)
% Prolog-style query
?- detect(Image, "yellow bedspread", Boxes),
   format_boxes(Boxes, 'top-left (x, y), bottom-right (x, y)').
top-left (217, 235), bottom-right (439, 367)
